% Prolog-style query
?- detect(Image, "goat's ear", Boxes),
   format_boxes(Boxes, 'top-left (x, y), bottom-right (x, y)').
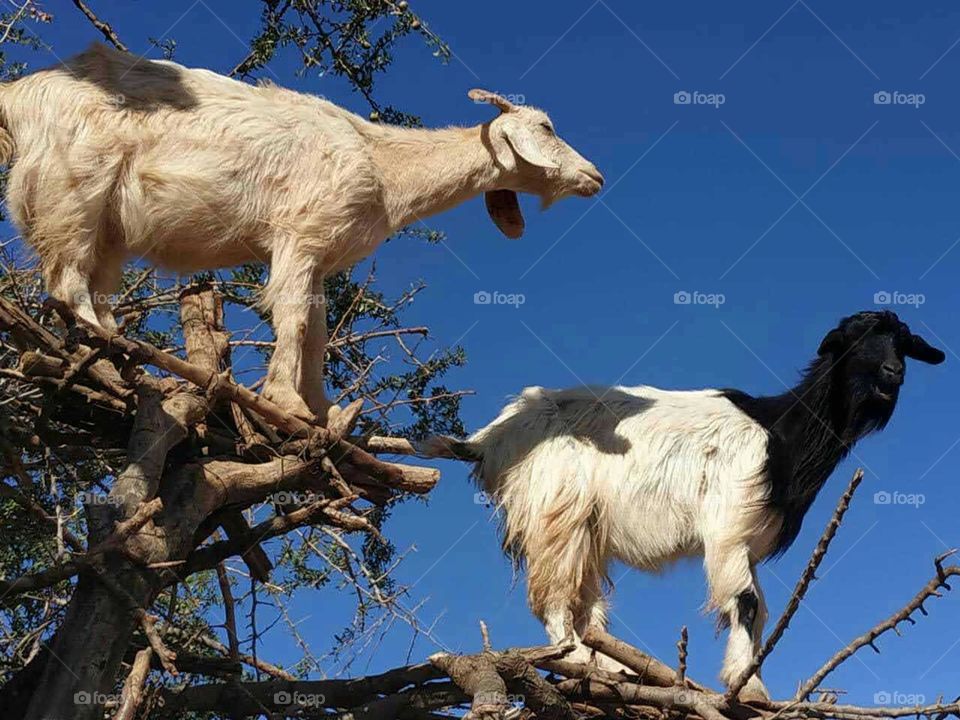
top-left (502, 119), bottom-right (559, 169)
top-left (818, 328), bottom-right (844, 356)
top-left (485, 189), bottom-right (524, 239)
top-left (468, 88), bottom-right (516, 113)
top-left (905, 333), bottom-right (946, 364)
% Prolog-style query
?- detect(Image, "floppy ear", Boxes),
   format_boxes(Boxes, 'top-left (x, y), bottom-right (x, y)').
top-left (905, 332), bottom-right (946, 364)
top-left (818, 328), bottom-right (844, 356)
top-left (501, 118), bottom-right (559, 169)
top-left (468, 88), bottom-right (515, 113)
top-left (485, 190), bottom-right (524, 239)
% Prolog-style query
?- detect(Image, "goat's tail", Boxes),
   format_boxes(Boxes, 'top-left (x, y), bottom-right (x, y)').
top-left (418, 435), bottom-right (484, 462)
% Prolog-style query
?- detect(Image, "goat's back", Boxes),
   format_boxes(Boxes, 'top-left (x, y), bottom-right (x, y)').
top-left (467, 385), bottom-right (773, 569)
top-left (0, 43), bottom-right (383, 273)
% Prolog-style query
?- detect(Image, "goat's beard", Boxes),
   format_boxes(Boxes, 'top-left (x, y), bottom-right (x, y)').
top-left (538, 188), bottom-right (562, 211)
top-left (846, 382), bottom-right (897, 443)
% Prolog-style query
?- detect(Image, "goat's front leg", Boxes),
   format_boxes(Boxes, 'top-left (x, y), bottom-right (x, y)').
top-left (705, 544), bottom-right (770, 702)
top-left (262, 252), bottom-right (316, 421)
top-left (301, 268), bottom-right (340, 425)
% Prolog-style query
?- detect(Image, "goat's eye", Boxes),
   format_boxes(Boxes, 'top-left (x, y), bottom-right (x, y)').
top-left (540, 123), bottom-right (554, 133)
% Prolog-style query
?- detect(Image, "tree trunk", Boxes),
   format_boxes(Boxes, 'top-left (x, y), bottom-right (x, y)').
top-left (24, 563), bottom-right (156, 720)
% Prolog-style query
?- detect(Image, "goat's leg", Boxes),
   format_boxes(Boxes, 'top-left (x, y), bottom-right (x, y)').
top-left (89, 256), bottom-right (122, 332)
top-left (48, 265), bottom-right (100, 327)
top-left (262, 251), bottom-right (316, 421)
top-left (573, 578), bottom-right (632, 673)
top-left (528, 520), bottom-right (600, 664)
top-left (704, 544), bottom-right (770, 701)
top-left (301, 268), bottom-right (340, 425)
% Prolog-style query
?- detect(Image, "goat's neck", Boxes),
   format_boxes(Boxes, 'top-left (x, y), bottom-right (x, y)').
top-left (727, 356), bottom-right (853, 556)
top-left (368, 124), bottom-right (502, 232)
top-left (772, 358), bottom-right (850, 493)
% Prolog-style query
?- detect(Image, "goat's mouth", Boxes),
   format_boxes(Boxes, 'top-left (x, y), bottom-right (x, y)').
top-left (576, 169), bottom-right (604, 196)
top-left (872, 384), bottom-right (898, 402)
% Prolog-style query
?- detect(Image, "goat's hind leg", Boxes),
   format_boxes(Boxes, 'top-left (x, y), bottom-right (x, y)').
top-left (573, 580), bottom-right (632, 674)
top-left (527, 518), bottom-right (601, 664)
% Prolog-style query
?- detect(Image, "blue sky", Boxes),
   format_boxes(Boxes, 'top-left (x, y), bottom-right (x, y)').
top-left (15, 0), bottom-right (960, 704)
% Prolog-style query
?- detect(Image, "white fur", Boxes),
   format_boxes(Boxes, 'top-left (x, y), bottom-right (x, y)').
top-left (0, 44), bottom-right (602, 420)
top-left (463, 385), bottom-right (781, 695)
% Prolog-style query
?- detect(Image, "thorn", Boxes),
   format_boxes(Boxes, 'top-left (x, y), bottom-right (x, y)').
top-left (935, 549), bottom-right (958, 580)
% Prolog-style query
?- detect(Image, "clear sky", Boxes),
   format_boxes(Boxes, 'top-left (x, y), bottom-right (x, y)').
top-left (13, 0), bottom-right (960, 705)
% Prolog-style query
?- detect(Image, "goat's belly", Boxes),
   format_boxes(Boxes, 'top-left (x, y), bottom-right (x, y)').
top-left (135, 233), bottom-right (264, 273)
top-left (605, 496), bottom-right (702, 571)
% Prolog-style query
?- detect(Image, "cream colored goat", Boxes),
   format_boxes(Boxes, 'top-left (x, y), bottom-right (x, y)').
top-left (0, 43), bottom-right (603, 420)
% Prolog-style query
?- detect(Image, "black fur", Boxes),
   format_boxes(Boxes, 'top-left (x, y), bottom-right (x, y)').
top-left (736, 589), bottom-right (759, 630)
top-left (721, 310), bottom-right (944, 557)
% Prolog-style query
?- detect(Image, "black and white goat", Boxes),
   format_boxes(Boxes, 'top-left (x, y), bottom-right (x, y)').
top-left (428, 311), bottom-right (944, 700)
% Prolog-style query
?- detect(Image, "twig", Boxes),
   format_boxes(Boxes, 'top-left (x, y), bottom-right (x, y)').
top-left (581, 626), bottom-right (707, 690)
top-left (676, 626), bottom-right (688, 687)
top-left (138, 611), bottom-right (178, 675)
top-left (71, 0), bottom-right (128, 51)
top-left (114, 648), bottom-right (153, 720)
top-left (796, 552), bottom-right (960, 699)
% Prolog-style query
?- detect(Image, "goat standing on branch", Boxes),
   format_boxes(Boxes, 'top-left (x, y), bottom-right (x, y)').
top-left (0, 43), bottom-right (603, 422)
top-left (426, 310), bottom-right (945, 702)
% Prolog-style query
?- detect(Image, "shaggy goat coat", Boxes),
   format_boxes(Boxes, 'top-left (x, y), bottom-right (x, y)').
top-left (465, 385), bottom-right (780, 621)
top-left (0, 43), bottom-right (602, 419)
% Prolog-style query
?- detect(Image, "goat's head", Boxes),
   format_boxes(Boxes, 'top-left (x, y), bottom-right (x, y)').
top-left (817, 310), bottom-right (944, 434)
top-left (469, 88), bottom-right (603, 239)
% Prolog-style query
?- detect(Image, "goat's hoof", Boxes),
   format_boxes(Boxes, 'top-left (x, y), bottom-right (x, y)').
top-left (324, 403), bottom-right (342, 426)
top-left (552, 638), bottom-right (577, 659)
top-left (735, 676), bottom-right (771, 705)
top-left (263, 385), bottom-right (316, 423)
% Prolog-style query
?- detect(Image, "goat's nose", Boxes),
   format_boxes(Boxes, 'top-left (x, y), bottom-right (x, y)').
top-left (587, 167), bottom-right (605, 187)
top-left (880, 362), bottom-right (904, 384)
